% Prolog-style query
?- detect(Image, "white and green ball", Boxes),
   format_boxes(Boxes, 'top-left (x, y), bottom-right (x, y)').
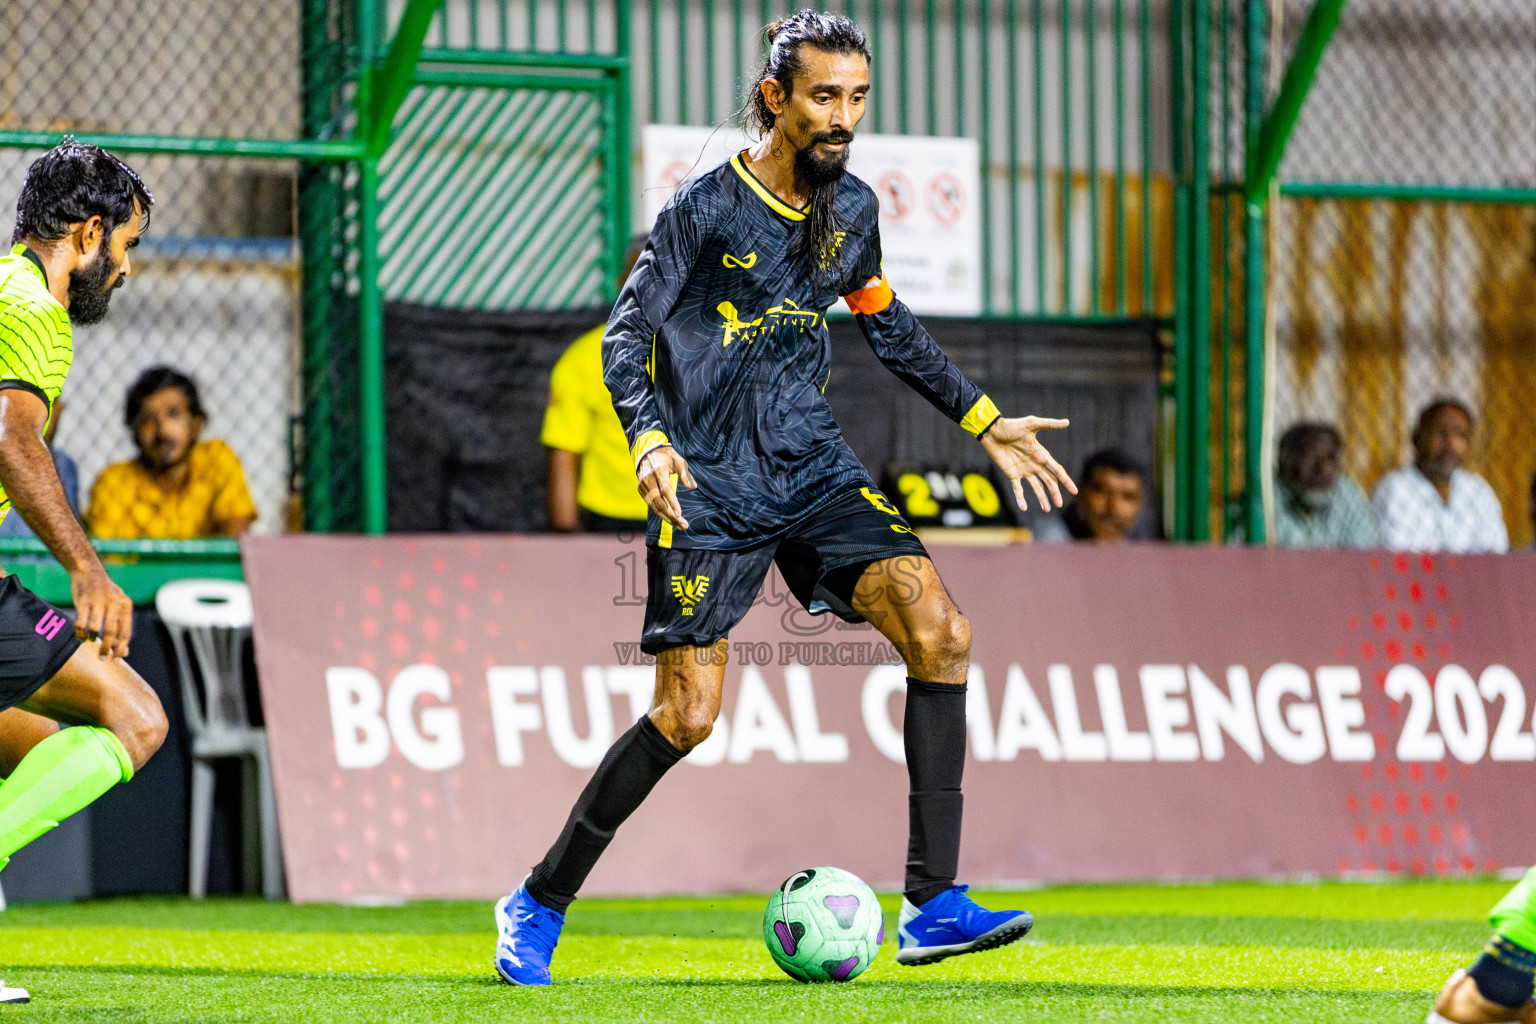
top-left (762, 866), bottom-right (884, 983)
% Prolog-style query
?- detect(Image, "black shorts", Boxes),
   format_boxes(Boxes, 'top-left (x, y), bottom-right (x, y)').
top-left (0, 575), bottom-right (81, 712)
top-left (642, 485), bottom-right (929, 653)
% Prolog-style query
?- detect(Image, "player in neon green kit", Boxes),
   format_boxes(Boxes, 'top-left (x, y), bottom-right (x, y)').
top-left (0, 141), bottom-right (168, 1005)
top-left (1429, 867), bottom-right (1536, 1024)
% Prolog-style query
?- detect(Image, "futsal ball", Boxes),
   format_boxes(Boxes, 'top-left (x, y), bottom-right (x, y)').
top-left (762, 866), bottom-right (884, 983)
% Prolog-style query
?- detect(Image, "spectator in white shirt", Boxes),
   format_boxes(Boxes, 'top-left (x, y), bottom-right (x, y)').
top-left (1373, 398), bottom-right (1508, 553)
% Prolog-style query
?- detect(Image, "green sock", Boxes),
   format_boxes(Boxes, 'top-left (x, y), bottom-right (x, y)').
top-left (0, 726), bottom-right (133, 868)
top-left (1491, 867), bottom-right (1536, 953)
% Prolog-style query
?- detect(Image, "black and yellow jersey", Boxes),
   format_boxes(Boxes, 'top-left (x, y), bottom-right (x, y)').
top-left (604, 151), bottom-right (1000, 550)
top-left (0, 244), bottom-right (73, 521)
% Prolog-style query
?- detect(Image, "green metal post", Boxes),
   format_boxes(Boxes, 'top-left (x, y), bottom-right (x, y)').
top-left (925, 0), bottom-right (937, 135)
top-left (1086, 0), bottom-right (1100, 315)
top-left (299, 0), bottom-right (338, 531)
top-left (1248, 0), bottom-right (1346, 198)
top-left (0, 130), bottom-right (364, 160)
top-left (1170, 0), bottom-right (1190, 539)
top-left (1139, 0), bottom-right (1153, 312)
top-left (367, 0), bottom-right (446, 156)
top-left (1009, 0), bottom-right (1023, 315)
top-left (678, 0), bottom-right (690, 123)
top-left (1219, 0), bottom-right (1232, 538)
top-left (897, 0), bottom-right (910, 133)
top-left (978, 0), bottom-right (992, 313)
top-left (704, 0), bottom-right (716, 123)
top-left (1189, 0), bottom-right (1213, 541)
top-left (1031, 0), bottom-right (1043, 313)
top-left (1113, 0), bottom-right (1126, 314)
top-left (1243, 0), bottom-right (1268, 542)
top-left (1058, 0), bottom-right (1072, 313)
top-left (952, 0), bottom-right (963, 143)
top-left (614, 2), bottom-right (634, 292)
top-left (732, 0), bottom-right (743, 114)
top-left (358, 0), bottom-right (387, 534)
top-left (650, 0), bottom-right (662, 122)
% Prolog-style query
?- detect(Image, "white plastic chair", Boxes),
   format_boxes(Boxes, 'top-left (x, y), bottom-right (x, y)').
top-left (155, 579), bottom-right (283, 899)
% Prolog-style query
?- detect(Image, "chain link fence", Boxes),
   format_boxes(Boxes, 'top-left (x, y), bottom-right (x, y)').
top-left (1267, 0), bottom-right (1536, 550)
top-left (0, 0), bottom-right (371, 534)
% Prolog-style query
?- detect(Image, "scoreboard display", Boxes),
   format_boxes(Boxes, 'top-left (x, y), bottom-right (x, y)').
top-left (879, 464), bottom-right (1011, 529)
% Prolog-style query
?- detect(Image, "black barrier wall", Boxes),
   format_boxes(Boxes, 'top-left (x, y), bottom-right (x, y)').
top-left (384, 302), bottom-right (1161, 535)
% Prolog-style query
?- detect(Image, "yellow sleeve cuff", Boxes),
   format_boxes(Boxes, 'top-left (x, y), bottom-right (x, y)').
top-left (630, 429), bottom-right (672, 469)
top-left (960, 395), bottom-right (1002, 439)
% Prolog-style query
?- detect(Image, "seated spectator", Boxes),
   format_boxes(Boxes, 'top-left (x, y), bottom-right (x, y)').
top-left (0, 396), bottom-right (78, 538)
top-left (1272, 422), bottom-right (1376, 548)
top-left (86, 366), bottom-right (257, 539)
top-left (1033, 448), bottom-right (1145, 544)
top-left (541, 234), bottom-right (649, 533)
top-left (1373, 398), bottom-right (1507, 553)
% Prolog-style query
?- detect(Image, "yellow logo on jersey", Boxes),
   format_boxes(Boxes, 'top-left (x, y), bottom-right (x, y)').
top-left (723, 251), bottom-right (757, 269)
top-left (717, 299), bottom-right (821, 347)
top-left (671, 574), bottom-right (711, 615)
top-left (818, 231), bottom-right (847, 272)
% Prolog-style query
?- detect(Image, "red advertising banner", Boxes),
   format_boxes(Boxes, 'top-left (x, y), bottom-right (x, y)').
top-left (244, 536), bottom-right (1536, 903)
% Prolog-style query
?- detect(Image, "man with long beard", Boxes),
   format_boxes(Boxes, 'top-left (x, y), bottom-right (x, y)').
top-left (494, 11), bottom-right (1076, 986)
top-left (0, 141), bottom-right (168, 1003)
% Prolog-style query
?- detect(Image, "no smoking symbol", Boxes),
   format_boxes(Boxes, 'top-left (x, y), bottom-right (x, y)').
top-left (926, 172), bottom-right (965, 225)
top-left (876, 170), bottom-right (915, 222)
top-left (659, 161), bottom-right (690, 191)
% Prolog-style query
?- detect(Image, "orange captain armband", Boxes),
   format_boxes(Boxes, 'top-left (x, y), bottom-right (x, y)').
top-left (842, 274), bottom-right (894, 315)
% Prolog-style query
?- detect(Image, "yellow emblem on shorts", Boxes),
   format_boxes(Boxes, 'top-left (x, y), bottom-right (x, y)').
top-left (670, 574), bottom-right (711, 616)
top-left (723, 251), bottom-right (757, 269)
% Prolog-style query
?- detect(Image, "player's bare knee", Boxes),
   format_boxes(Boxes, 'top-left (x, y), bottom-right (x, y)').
top-left (660, 704), bottom-right (715, 752)
top-left (102, 667), bottom-right (168, 769)
top-left (907, 609), bottom-right (971, 679)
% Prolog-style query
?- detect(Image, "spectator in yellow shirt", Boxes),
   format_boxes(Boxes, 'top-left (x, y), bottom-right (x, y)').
top-left (85, 366), bottom-right (257, 539)
top-left (541, 236), bottom-right (649, 533)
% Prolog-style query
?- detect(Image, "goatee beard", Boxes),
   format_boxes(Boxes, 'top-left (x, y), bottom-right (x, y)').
top-left (67, 244), bottom-right (122, 326)
top-left (791, 131), bottom-right (853, 286)
top-left (794, 131), bottom-right (852, 188)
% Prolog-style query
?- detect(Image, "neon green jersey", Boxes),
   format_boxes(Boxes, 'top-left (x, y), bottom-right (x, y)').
top-left (0, 243), bottom-right (74, 517)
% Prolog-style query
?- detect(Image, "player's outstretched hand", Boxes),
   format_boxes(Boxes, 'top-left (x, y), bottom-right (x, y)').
top-left (636, 445), bottom-right (697, 531)
top-left (979, 415), bottom-right (1078, 512)
top-left (71, 566), bottom-right (133, 660)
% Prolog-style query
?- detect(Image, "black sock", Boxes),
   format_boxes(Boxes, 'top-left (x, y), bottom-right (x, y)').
top-left (1469, 935), bottom-right (1536, 1008)
top-left (902, 677), bottom-right (967, 907)
top-left (525, 715), bottom-right (684, 913)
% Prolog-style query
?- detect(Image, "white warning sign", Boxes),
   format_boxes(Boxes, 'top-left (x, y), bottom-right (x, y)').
top-left (641, 125), bottom-right (983, 316)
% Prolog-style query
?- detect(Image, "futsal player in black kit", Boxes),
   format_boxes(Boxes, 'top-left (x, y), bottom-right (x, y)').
top-left (495, 10), bottom-right (1078, 985)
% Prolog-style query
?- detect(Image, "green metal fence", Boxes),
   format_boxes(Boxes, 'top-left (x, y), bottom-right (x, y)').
top-left (6, 0), bottom-right (1530, 555)
top-left (640, 0), bottom-right (1176, 321)
top-left (1256, 0), bottom-right (1536, 550)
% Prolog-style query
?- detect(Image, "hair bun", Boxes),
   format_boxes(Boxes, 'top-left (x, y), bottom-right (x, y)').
top-left (764, 17), bottom-right (790, 45)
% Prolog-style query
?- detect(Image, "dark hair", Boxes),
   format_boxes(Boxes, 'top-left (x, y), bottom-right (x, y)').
top-left (748, 11), bottom-right (871, 137)
top-left (1278, 421), bottom-right (1342, 461)
top-left (126, 366), bottom-right (205, 427)
top-left (12, 138), bottom-right (154, 246)
top-left (1081, 448), bottom-right (1145, 485)
top-left (1416, 397), bottom-right (1474, 432)
top-left (749, 11), bottom-right (870, 286)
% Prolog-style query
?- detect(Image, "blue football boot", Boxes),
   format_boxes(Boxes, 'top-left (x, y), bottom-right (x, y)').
top-left (493, 879), bottom-right (565, 986)
top-left (896, 884), bottom-right (1034, 966)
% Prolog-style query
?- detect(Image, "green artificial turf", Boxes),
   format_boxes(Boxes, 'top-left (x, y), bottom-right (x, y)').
top-left (0, 879), bottom-right (1503, 1022)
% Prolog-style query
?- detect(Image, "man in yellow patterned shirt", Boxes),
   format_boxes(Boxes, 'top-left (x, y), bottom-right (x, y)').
top-left (0, 143), bottom-right (168, 984)
top-left (541, 235), bottom-right (649, 533)
top-left (86, 366), bottom-right (257, 539)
